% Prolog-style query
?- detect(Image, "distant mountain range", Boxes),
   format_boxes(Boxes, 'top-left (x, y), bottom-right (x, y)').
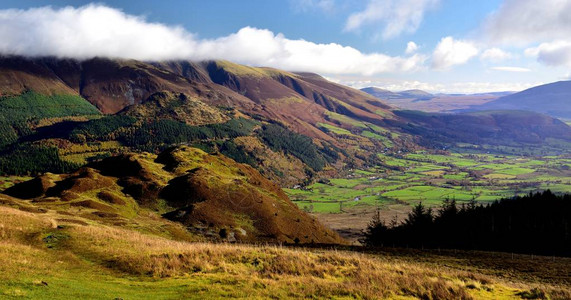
top-left (465, 81), bottom-right (571, 119)
top-left (361, 87), bottom-right (513, 112)
top-left (360, 87), bottom-right (434, 101)
top-left (362, 81), bottom-right (571, 121)
top-left (361, 87), bottom-right (513, 101)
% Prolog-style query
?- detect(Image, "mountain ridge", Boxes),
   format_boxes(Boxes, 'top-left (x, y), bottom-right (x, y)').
top-left (1, 55), bottom-right (570, 184)
top-left (3, 145), bottom-right (343, 244)
top-left (466, 80), bottom-right (571, 119)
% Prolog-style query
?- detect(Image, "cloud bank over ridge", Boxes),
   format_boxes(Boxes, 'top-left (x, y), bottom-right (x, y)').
top-left (0, 4), bottom-right (425, 76)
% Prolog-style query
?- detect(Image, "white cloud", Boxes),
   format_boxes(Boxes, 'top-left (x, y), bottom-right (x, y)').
top-left (0, 4), bottom-right (427, 76)
top-left (480, 48), bottom-right (513, 62)
top-left (344, 0), bottom-right (439, 40)
top-left (0, 5), bottom-right (196, 61)
top-left (525, 40), bottom-right (571, 67)
top-left (334, 77), bottom-right (539, 94)
top-left (490, 67), bottom-right (531, 72)
top-left (432, 37), bottom-right (479, 70)
top-left (405, 41), bottom-right (418, 54)
top-left (291, 0), bottom-right (335, 13)
top-left (483, 0), bottom-right (571, 69)
top-left (484, 0), bottom-right (571, 45)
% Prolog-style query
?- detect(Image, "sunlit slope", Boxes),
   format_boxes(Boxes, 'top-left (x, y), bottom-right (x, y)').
top-left (3, 146), bottom-right (342, 244)
top-left (1, 203), bottom-right (563, 299)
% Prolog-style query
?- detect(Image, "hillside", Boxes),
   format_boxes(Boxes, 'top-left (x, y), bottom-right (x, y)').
top-left (1, 202), bottom-right (570, 299)
top-left (400, 89), bottom-right (434, 100)
top-left (360, 87), bottom-right (400, 99)
top-left (393, 110), bottom-right (571, 150)
top-left (3, 146), bottom-right (341, 244)
top-left (360, 87), bottom-right (433, 101)
top-left (0, 56), bottom-right (571, 186)
top-left (0, 56), bottom-right (395, 138)
top-left (0, 56), bottom-right (405, 182)
top-left (469, 81), bottom-right (571, 119)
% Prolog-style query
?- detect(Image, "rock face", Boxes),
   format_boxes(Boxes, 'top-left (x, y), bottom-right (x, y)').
top-left (4, 146), bottom-right (343, 244)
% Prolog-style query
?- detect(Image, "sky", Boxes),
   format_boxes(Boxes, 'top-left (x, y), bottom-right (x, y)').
top-left (0, 0), bottom-right (570, 93)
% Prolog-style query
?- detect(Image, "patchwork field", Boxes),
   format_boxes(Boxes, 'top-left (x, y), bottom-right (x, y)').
top-left (285, 152), bottom-right (571, 240)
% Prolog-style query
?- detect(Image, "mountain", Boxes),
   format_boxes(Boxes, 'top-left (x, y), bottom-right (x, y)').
top-left (0, 55), bottom-right (570, 185)
top-left (469, 81), bottom-right (571, 119)
top-left (362, 86), bottom-right (509, 112)
top-left (360, 87), bottom-right (433, 101)
top-left (469, 91), bottom-right (514, 97)
top-left (0, 56), bottom-right (394, 137)
top-left (393, 110), bottom-right (571, 149)
top-left (399, 89), bottom-right (433, 100)
top-left (360, 87), bottom-right (400, 99)
top-left (3, 145), bottom-right (342, 244)
top-left (0, 56), bottom-right (404, 184)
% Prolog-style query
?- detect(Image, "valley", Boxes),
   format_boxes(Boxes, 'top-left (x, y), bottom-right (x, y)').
top-left (361, 87), bottom-right (511, 112)
top-left (286, 151), bottom-right (571, 241)
top-left (0, 55), bottom-right (569, 299)
top-left (3, 1), bottom-right (571, 299)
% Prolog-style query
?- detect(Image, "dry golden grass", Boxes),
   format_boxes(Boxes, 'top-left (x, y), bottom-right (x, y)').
top-left (1, 205), bottom-right (568, 299)
top-left (0, 206), bottom-right (56, 241)
top-left (61, 222), bottom-right (515, 299)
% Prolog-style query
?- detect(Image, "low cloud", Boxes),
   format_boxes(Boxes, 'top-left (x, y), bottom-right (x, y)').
top-left (335, 77), bottom-right (538, 94)
top-left (432, 37), bottom-right (479, 70)
top-left (0, 4), bottom-right (426, 76)
top-left (345, 0), bottom-right (439, 40)
top-left (0, 5), bottom-right (196, 61)
top-left (490, 67), bottom-right (531, 72)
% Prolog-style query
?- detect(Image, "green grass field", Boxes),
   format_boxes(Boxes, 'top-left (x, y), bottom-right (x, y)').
top-left (286, 152), bottom-right (571, 214)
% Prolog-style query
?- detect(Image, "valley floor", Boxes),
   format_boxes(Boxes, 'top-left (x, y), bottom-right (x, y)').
top-left (287, 151), bottom-right (571, 241)
top-left (1, 205), bottom-right (570, 299)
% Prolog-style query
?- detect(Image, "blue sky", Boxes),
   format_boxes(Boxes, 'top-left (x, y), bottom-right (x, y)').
top-left (0, 0), bottom-right (570, 93)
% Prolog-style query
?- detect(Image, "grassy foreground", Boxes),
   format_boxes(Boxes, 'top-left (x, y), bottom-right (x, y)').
top-left (1, 206), bottom-right (570, 299)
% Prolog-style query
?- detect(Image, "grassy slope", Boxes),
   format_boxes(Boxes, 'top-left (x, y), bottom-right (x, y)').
top-left (2, 146), bottom-right (342, 244)
top-left (0, 91), bottom-right (100, 147)
top-left (0, 91), bottom-right (100, 123)
top-left (2, 204), bottom-right (568, 300)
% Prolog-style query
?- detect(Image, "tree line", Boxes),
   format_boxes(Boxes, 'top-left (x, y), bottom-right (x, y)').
top-left (362, 190), bottom-right (571, 256)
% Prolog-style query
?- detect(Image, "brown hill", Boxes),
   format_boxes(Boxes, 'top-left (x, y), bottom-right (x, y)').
top-left (120, 91), bottom-right (231, 126)
top-left (3, 146), bottom-right (343, 244)
top-left (392, 110), bottom-right (571, 148)
top-left (469, 80), bottom-right (571, 119)
top-left (2, 55), bottom-right (571, 179)
top-left (195, 60), bottom-right (396, 140)
top-left (0, 56), bottom-right (408, 176)
top-left (0, 56), bottom-right (257, 114)
top-left (0, 56), bottom-right (396, 142)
